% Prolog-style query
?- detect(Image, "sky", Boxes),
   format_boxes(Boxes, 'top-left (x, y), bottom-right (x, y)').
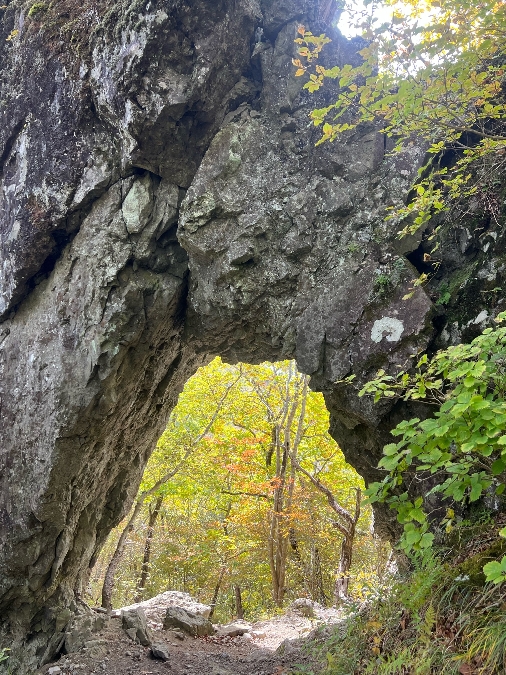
top-left (337, 1), bottom-right (394, 38)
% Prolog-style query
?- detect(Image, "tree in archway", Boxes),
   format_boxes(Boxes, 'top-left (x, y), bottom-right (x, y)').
top-left (294, 462), bottom-right (361, 602)
top-left (92, 358), bottom-right (384, 615)
top-left (100, 361), bottom-right (242, 609)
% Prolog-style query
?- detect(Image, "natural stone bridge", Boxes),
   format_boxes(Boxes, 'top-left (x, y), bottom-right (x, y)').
top-left (0, 0), bottom-right (502, 671)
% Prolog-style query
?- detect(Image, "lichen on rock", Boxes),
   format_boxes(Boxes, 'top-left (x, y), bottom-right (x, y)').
top-left (1, 0), bottom-right (505, 672)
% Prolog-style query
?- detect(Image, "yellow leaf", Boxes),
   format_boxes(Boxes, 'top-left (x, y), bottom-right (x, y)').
top-left (295, 69), bottom-right (305, 77)
top-left (297, 25), bottom-right (306, 35)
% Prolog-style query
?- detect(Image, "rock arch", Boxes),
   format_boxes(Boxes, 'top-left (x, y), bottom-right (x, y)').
top-left (1, 0), bottom-right (489, 671)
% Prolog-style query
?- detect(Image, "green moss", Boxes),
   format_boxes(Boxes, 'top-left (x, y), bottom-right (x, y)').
top-left (455, 538), bottom-right (506, 586)
top-left (27, 1), bottom-right (47, 17)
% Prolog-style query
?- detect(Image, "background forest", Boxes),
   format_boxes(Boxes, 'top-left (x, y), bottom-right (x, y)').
top-left (90, 359), bottom-right (390, 621)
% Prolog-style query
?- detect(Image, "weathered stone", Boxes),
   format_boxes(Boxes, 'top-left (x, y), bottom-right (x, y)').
top-left (65, 614), bottom-right (106, 654)
top-left (1, 0), bottom-right (505, 673)
top-left (119, 590), bottom-right (212, 628)
top-left (163, 607), bottom-right (215, 637)
top-left (290, 599), bottom-right (316, 618)
top-left (150, 642), bottom-right (171, 662)
top-left (121, 607), bottom-right (153, 646)
top-left (216, 621), bottom-right (252, 638)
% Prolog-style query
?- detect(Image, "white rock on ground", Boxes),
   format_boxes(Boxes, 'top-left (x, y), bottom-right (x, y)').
top-left (116, 591), bottom-right (212, 630)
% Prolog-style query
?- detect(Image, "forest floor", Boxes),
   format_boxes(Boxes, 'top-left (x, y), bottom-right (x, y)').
top-left (37, 596), bottom-right (343, 675)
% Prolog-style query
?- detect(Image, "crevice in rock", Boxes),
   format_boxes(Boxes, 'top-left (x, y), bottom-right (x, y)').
top-left (0, 116), bottom-right (25, 181)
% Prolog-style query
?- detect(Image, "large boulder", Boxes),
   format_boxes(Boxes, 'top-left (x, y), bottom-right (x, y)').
top-left (216, 621), bottom-right (252, 638)
top-left (118, 590), bottom-right (212, 629)
top-left (163, 606), bottom-right (215, 637)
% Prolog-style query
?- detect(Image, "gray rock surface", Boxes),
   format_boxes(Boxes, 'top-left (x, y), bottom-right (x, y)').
top-left (119, 590), bottom-right (212, 630)
top-left (163, 606), bottom-right (215, 637)
top-left (290, 599), bottom-right (316, 618)
top-left (1, 0), bottom-right (505, 673)
top-left (150, 642), bottom-right (171, 661)
top-left (65, 613), bottom-right (107, 654)
top-left (216, 622), bottom-right (253, 638)
top-left (121, 607), bottom-right (153, 646)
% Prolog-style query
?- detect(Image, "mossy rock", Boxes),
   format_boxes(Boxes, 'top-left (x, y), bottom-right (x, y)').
top-left (454, 538), bottom-right (506, 586)
top-left (27, 2), bottom-right (47, 17)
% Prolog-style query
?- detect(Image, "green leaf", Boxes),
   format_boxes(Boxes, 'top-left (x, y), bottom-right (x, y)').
top-left (491, 459), bottom-right (506, 475)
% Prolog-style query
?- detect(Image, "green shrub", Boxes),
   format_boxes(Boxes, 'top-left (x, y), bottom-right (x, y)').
top-left (362, 312), bottom-right (506, 583)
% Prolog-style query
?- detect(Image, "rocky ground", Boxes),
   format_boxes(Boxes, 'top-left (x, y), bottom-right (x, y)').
top-left (36, 594), bottom-right (343, 675)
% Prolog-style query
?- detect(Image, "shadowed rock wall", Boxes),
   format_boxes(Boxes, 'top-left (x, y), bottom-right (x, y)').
top-left (1, 0), bottom-right (505, 671)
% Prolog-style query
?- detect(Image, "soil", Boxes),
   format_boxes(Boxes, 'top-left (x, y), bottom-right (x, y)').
top-left (36, 599), bottom-right (343, 675)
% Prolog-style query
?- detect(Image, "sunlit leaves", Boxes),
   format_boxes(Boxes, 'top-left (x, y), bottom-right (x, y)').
top-left (93, 359), bottom-right (387, 614)
top-left (294, 0), bottom-right (506, 235)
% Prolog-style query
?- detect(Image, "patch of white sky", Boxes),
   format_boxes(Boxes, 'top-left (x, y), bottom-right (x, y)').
top-left (337, 0), bottom-right (394, 39)
top-left (336, 0), bottom-right (443, 73)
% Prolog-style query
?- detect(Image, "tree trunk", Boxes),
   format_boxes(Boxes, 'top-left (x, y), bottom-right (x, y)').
top-left (266, 372), bottom-right (309, 607)
top-left (334, 533), bottom-right (354, 603)
top-left (293, 461), bottom-right (362, 605)
top-left (101, 499), bottom-right (144, 611)
top-left (208, 565), bottom-right (227, 619)
top-left (134, 495), bottom-right (164, 603)
top-left (310, 544), bottom-right (327, 606)
top-left (235, 585), bottom-right (244, 619)
top-left (289, 527), bottom-right (310, 596)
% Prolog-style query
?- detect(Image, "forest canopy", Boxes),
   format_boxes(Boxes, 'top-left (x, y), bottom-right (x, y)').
top-left (91, 359), bottom-right (389, 621)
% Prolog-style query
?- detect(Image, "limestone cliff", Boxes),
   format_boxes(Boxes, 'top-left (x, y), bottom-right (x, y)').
top-left (0, 0), bottom-right (505, 672)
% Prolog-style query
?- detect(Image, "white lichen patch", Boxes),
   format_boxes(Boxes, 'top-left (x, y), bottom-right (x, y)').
top-left (371, 317), bottom-right (404, 343)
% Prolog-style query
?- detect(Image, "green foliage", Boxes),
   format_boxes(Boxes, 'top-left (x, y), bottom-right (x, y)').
top-left (294, 0), bottom-right (506, 239)
top-left (0, 648), bottom-right (9, 664)
top-left (362, 312), bottom-right (506, 583)
top-left (91, 359), bottom-right (386, 618)
top-left (304, 544), bottom-right (506, 675)
top-left (373, 273), bottom-right (392, 295)
top-left (483, 526), bottom-right (506, 583)
top-left (436, 284), bottom-right (451, 307)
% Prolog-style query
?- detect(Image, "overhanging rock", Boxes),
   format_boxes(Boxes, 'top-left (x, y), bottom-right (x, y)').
top-left (2, 0), bottom-right (504, 672)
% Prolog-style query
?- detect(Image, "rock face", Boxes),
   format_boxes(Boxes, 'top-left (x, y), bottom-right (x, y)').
top-left (64, 612), bottom-right (107, 654)
top-left (1, 0), bottom-right (505, 672)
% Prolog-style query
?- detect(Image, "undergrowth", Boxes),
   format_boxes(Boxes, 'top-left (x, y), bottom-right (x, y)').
top-left (297, 519), bottom-right (506, 675)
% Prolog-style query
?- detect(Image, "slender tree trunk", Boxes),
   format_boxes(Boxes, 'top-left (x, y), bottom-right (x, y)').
top-left (310, 544), bottom-right (327, 606)
top-left (101, 500), bottom-right (144, 611)
top-left (208, 565), bottom-right (227, 619)
top-left (134, 495), bottom-right (164, 603)
top-left (289, 527), bottom-right (312, 598)
top-left (266, 373), bottom-right (310, 607)
top-left (294, 461), bottom-right (361, 605)
top-left (235, 585), bottom-right (244, 619)
top-left (334, 533), bottom-right (354, 603)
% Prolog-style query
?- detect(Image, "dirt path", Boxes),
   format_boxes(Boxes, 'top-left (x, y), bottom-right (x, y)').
top-left (37, 595), bottom-right (342, 675)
